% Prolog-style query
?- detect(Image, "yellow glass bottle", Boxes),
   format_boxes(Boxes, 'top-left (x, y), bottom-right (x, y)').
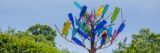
top-left (103, 30), bottom-right (108, 33)
top-left (96, 5), bottom-right (105, 17)
top-left (104, 37), bottom-right (108, 44)
top-left (62, 20), bottom-right (71, 37)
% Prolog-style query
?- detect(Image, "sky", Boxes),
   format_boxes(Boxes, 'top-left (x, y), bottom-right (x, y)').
top-left (0, 0), bottom-right (160, 53)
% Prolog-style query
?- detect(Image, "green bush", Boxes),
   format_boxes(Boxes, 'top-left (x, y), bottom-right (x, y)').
top-left (0, 33), bottom-right (69, 53)
top-left (114, 28), bottom-right (160, 53)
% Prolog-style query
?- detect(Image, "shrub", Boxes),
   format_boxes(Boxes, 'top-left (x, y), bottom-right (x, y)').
top-left (0, 33), bottom-right (68, 53)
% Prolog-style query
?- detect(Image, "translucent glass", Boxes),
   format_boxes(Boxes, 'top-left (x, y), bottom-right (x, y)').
top-left (118, 23), bottom-right (125, 32)
top-left (86, 12), bottom-right (94, 24)
top-left (74, 2), bottom-right (88, 21)
top-left (96, 5), bottom-right (105, 17)
top-left (64, 31), bottom-right (68, 37)
top-left (103, 28), bottom-right (108, 33)
top-left (102, 4), bottom-right (109, 17)
top-left (62, 21), bottom-right (71, 37)
top-left (97, 27), bottom-right (104, 34)
top-left (111, 29), bottom-right (118, 44)
top-left (68, 13), bottom-right (74, 27)
top-left (82, 16), bottom-right (84, 20)
top-left (95, 20), bottom-right (107, 30)
top-left (103, 30), bottom-right (107, 33)
top-left (77, 28), bottom-right (90, 40)
top-left (108, 26), bottom-right (112, 39)
top-left (111, 7), bottom-right (120, 23)
top-left (101, 32), bottom-right (107, 38)
top-left (92, 31), bottom-right (96, 41)
top-left (79, 6), bottom-right (87, 21)
top-left (83, 19), bottom-right (86, 23)
top-left (83, 23), bottom-right (90, 33)
top-left (96, 21), bottom-right (101, 24)
top-left (77, 21), bottom-right (84, 28)
top-left (83, 11), bottom-right (88, 21)
top-left (72, 28), bottom-right (77, 38)
top-left (104, 37), bottom-right (108, 44)
top-left (74, 2), bottom-right (82, 10)
top-left (72, 37), bottom-right (84, 46)
top-left (101, 38), bottom-right (105, 45)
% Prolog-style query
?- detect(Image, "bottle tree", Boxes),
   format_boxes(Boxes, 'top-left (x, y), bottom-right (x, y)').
top-left (55, 2), bottom-right (125, 53)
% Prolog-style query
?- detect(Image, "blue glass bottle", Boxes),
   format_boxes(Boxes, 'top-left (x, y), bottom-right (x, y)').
top-left (101, 38), bottom-right (105, 45)
top-left (97, 27), bottom-right (104, 37)
top-left (100, 38), bottom-right (105, 48)
top-left (72, 37), bottom-right (85, 46)
top-left (95, 20), bottom-right (107, 30)
top-left (108, 26), bottom-right (112, 39)
top-left (77, 28), bottom-right (90, 40)
top-left (79, 6), bottom-right (87, 21)
top-left (68, 13), bottom-right (74, 27)
top-left (118, 23), bottom-right (125, 32)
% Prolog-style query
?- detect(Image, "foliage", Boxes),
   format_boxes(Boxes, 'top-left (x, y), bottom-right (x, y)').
top-left (0, 33), bottom-right (69, 53)
top-left (0, 27), bottom-right (70, 53)
top-left (114, 28), bottom-right (160, 53)
top-left (27, 24), bottom-right (56, 41)
top-left (5, 26), bottom-right (15, 35)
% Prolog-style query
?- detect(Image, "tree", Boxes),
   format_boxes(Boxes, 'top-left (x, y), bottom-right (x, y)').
top-left (27, 24), bottom-right (56, 41)
top-left (0, 28), bottom-right (2, 34)
top-left (114, 28), bottom-right (160, 53)
top-left (55, 2), bottom-right (125, 53)
top-left (5, 26), bottom-right (15, 35)
top-left (0, 32), bottom-right (68, 53)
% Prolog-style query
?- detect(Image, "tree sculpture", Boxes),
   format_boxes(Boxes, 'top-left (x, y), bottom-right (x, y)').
top-left (54, 2), bottom-right (125, 53)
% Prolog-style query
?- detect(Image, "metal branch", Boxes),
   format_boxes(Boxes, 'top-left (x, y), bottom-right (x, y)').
top-left (54, 24), bottom-right (76, 44)
top-left (104, 13), bottom-right (112, 20)
top-left (82, 38), bottom-right (86, 44)
top-left (97, 44), bottom-right (111, 50)
top-left (94, 13), bottom-right (112, 26)
top-left (96, 37), bottom-right (119, 49)
top-left (105, 23), bottom-right (115, 27)
top-left (95, 36), bottom-right (101, 46)
top-left (77, 34), bottom-right (86, 44)
top-left (94, 16), bottom-right (103, 25)
top-left (96, 39), bottom-right (118, 50)
top-left (93, 8), bottom-right (96, 25)
top-left (96, 39), bottom-right (112, 49)
top-left (54, 24), bottom-right (90, 51)
top-left (75, 16), bottom-right (92, 36)
top-left (121, 8), bottom-right (124, 22)
top-left (69, 27), bottom-right (73, 30)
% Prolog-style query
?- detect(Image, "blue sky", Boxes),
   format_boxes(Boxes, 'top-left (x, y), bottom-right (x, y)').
top-left (0, 0), bottom-right (160, 53)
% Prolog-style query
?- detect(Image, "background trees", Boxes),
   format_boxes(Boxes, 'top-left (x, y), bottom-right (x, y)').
top-left (114, 28), bottom-right (160, 53)
top-left (0, 25), bottom-right (69, 53)
top-left (27, 24), bottom-right (57, 41)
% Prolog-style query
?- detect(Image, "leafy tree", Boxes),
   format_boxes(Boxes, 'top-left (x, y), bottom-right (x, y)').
top-left (0, 33), bottom-right (68, 53)
top-left (27, 24), bottom-right (56, 41)
top-left (3, 27), bottom-right (56, 47)
top-left (5, 26), bottom-right (15, 35)
top-left (0, 28), bottom-right (2, 34)
top-left (114, 28), bottom-right (160, 53)
top-left (61, 48), bottom-right (70, 53)
top-left (0, 28), bottom-right (69, 53)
